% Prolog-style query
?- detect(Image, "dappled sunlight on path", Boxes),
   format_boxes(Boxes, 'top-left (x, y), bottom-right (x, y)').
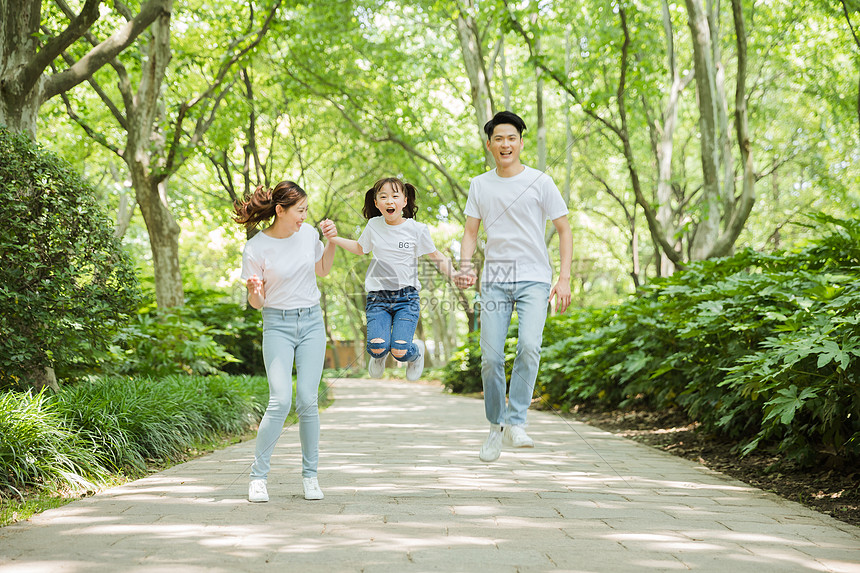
top-left (1, 378), bottom-right (858, 572)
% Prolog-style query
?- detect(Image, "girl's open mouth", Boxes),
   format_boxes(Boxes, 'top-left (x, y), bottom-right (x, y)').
top-left (386, 208), bottom-right (396, 214)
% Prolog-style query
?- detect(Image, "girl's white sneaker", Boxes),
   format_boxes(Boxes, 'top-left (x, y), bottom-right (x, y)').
top-left (406, 340), bottom-right (425, 381)
top-left (368, 355), bottom-right (386, 378)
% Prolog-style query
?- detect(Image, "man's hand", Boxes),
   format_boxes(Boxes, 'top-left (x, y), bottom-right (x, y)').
top-left (455, 264), bottom-right (477, 289)
top-left (549, 278), bottom-right (571, 314)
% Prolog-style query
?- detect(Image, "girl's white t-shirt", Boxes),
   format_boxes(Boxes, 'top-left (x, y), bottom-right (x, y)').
top-left (240, 224), bottom-right (325, 310)
top-left (464, 165), bottom-right (569, 284)
top-left (357, 217), bottom-right (436, 292)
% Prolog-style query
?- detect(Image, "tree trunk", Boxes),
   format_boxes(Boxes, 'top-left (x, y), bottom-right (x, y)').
top-left (499, 37), bottom-right (512, 110)
top-left (685, 0), bottom-right (723, 260)
top-left (134, 176), bottom-right (184, 307)
top-left (532, 5), bottom-right (547, 171)
top-left (657, 0), bottom-right (685, 276)
top-left (455, 0), bottom-right (495, 166)
top-left (0, 0), bottom-right (170, 136)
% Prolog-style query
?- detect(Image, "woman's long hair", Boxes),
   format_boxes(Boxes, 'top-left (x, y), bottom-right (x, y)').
top-left (362, 177), bottom-right (417, 220)
top-left (234, 181), bottom-right (307, 231)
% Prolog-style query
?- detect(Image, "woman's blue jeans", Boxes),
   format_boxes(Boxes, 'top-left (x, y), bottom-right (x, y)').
top-left (479, 281), bottom-right (551, 427)
top-left (365, 287), bottom-right (421, 362)
top-left (252, 306), bottom-right (325, 480)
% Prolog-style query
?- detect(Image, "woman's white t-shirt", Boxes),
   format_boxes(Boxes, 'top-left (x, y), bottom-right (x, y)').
top-left (240, 224), bottom-right (325, 310)
top-left (464, 165), bottom-right (568, 284)
top-left (357, 217), bottom-right (436, 292)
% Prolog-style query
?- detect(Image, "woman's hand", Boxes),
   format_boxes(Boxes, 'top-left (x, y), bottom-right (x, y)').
top-left (246, 274), bottom-right (265, 308)
top-left (320, 219), bottom-right (338, 239)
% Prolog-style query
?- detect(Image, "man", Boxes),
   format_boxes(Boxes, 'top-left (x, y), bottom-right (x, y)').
top-left (458, 110), bottom-right (572, 462)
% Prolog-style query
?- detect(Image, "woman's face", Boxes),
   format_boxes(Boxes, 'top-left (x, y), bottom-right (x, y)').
top-left (374, 182), bottom-right (407, 224)
top-left (276, 197), bottom-right (308, 234)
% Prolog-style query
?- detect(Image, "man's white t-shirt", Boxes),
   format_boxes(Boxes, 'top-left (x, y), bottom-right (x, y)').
top-left (357, 217), bottom-right (436, 292)
top-left (464, 165), bottom-right (568, 284)
top-left (240, 224), bottom-right (325, 310)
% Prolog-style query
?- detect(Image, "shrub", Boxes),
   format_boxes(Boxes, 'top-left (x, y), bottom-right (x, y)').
top-left (1, 375), bottom-right (269, 494)
top-left (0, 390), bottom-right (109, 492)
top-left (0, 128), bottom-right (139, 390)
top-left (101, 290), bottom-right (265, 379)
top-left (444, 214), bottom-right (860, 466)
top-left (105, 304), bottom-right (240, 378)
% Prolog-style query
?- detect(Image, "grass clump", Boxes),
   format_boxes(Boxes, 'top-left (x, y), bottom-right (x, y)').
top-left (0, 374), bottom-right (271, 526)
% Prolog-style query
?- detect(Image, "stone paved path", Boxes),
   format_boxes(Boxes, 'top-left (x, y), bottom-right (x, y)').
top-left (1, 378), bottom-right (858, 572)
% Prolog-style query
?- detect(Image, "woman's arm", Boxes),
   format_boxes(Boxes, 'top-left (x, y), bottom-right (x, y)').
top-left (315, 240), bottom-right (337, 277)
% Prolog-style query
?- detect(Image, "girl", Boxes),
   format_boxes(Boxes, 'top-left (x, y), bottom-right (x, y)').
top-left (329, 177), bottom-right (456, 381)
top-left (234, 180), bottom-right (338, 503)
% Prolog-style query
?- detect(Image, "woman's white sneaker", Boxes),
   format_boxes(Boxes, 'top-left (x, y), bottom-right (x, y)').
top-left (303, 477), bottom-right (324, 500)
top-left (248, 479), bottom-right (268, 502)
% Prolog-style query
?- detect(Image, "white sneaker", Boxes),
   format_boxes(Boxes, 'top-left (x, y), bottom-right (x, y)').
top-left (479, 426), bottom-right (503, 462)
top-left (367, 354), bottom-right (386, 378)
top-left (303, 476), bottom-right (324, 500)
top-left (406, 340), bottom-right (425, 381)
top-left (503, 424), bottom-right (535, 448)
top-left (248, 479), bottom-right (268, 502)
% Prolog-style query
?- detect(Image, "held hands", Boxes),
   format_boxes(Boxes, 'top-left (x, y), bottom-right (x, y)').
top-left (454, 265), bottom-right (477, 289)
top-left (320, 219), bottom-right (338, 239)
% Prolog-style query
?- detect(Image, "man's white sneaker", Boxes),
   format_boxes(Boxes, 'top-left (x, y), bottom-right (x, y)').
top-left (367, 354), bottom-right (386, 378)
top-left (248, 479), bottom-right (268, 502)
top-left (406, 340), bottom-right (425, 381)
top-left (503, 425), bottom-right (535, 448)
top-left (479, 427), bottom-right (503, 462)
top-left (302, 476), bottom-right (324, 500)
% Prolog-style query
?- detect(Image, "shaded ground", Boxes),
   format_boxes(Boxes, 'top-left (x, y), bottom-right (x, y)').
top-left (570, 407), bottom-right (860, 527)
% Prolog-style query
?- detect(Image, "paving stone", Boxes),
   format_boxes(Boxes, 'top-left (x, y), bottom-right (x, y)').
top-left (1, 378), bottom-right (858, 572)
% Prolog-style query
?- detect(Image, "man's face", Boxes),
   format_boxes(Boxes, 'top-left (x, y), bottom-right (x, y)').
top-left (487, 123), bottom-right (523, 169)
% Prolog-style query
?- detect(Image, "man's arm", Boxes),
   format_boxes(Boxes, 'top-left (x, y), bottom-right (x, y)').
top-left (549, 215), bottom-right (572, 313)
top-left (457, 216), bottom-right (481, 288)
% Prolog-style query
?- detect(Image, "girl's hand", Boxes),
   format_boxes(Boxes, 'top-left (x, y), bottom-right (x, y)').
top-left (320, 219), bottom-right (338, 238)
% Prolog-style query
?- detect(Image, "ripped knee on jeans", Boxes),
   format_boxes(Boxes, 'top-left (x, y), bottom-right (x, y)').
top-left (368, 338), bottom-right (387, 355)
top-left (391, 340), bottom-right (408, 359)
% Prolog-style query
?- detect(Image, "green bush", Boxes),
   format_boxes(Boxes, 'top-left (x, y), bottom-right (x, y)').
top-left (101, 290), bottom-right (265, 379)
top-left (440, 328), bottom-right (518, 394)
top-left (183, 289), bottom-right (265, 376)
top-left (0, 128), bottom-right (139, 390)
top-left (0, 375), bottom-right (268, 494)
top-left (444, 215), bottom-right (860, 466)
top-left (0, 390), bottom-right (109, 492)
top-left (106, 304), bottom-right (240, 378)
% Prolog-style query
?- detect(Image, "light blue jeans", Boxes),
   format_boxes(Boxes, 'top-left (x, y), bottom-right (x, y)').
top-left (251, 305), bottom-right (325, 480)
top-left (479, 281), bottom-right (551, 427)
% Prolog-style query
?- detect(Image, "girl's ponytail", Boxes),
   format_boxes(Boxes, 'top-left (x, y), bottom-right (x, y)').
top-left (402, 182), bottom-right (417, 219)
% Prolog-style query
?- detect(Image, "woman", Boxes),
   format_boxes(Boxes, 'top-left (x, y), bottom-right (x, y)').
top-left (234, 180), bottom-right (337, 502)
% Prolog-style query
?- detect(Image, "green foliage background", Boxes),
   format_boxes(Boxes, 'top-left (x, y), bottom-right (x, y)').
top-left (443, 215), bottom-right (860, 466)
top-left (0, 128), bottom-right (140, 389)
